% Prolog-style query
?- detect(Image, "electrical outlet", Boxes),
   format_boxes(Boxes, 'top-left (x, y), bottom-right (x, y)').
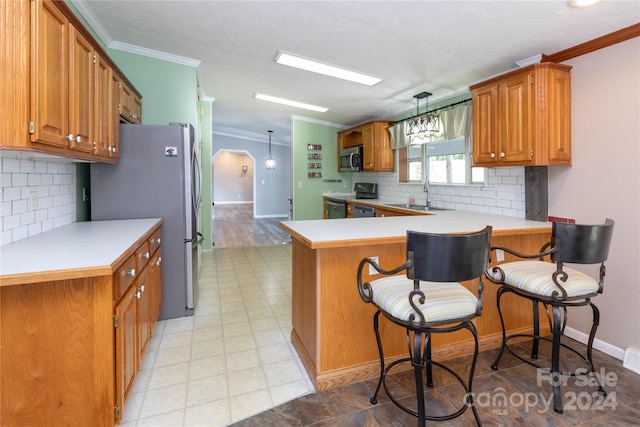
top-left (496, 249), bottom-right (505, 262)
top-left (298, 181), bottom-right (303, 188)
top-left (368, 256), bottom-right (379, 275)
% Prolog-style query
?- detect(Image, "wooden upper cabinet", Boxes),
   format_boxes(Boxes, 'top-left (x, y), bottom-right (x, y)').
top-left (119, 79), bottom-right (142, 124)
top-left (470, 62), bottom-right (572, 167)
top-left (337, 120), bottom-right (393, 172)
top-left (30, 0), bottom-right (69, 148)
top-left (68, 26), bottom-right (94, 153)
top-left (4, 0), bottom-right (139, 162)
top-left (93, 53), bottom-right (112, 157)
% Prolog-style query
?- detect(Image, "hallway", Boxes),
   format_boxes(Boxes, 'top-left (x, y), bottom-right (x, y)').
top-left (212, 203), bottom-right (291, 248)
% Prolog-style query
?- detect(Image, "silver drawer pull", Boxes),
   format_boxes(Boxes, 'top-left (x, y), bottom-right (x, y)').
top-left (127, 268), bottom-right (136, 277)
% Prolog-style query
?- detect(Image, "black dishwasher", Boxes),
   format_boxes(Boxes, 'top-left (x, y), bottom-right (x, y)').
top-left (353, 204), bottom-right (376, 218)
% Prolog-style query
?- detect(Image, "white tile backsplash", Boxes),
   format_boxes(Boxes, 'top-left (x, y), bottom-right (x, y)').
top-left (352, 167), bottom-right (526, 218)
top-left (1, 152), bottom-right (77, 246)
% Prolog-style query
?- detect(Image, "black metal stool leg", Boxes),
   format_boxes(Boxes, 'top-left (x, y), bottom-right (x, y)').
top-left (370, 310), bottom-right (385, 404)
top-left (491, 286), bottom-right (508, 370)
top-left (588, 302), bottom-right (607, 396)
top-left (531, 300), bottom-right (540, 359)
top-left (425, 336), bottom-right (434, 388)
top-left (551, 305), bottom-right (564, 414)
top-left (412, 331), bottom-right (426, 427)
top-left (466, 322), bottom-right (483, 427)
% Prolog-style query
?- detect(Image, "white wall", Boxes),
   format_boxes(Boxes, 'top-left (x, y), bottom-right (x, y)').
top-left (1, 153), bottom-right (77, 246)
top-left (213, 151), bottom-right (254, 203)
top-left (548, 38), bottom-right (640, 356)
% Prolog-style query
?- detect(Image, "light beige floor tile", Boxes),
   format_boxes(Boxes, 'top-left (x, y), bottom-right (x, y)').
top-left (140, 349), bottom-right (158, 371)
top-left (163, 316), bottom-right (195, 335)
top-left (243, 297), bottom-right (271, 309)
top-left (221, 310), bottom-right (249, 325)
top-left (188, 354), bottom-right (227, 381)
top-left (131, 367), bottom-right (152, 394)
top-left (229, 389), bottom-right (273, 423)
top-left (191, 338), bottom-right (224, 360)
top-left (270, 303), bottom-right (292, 316)
top-left (264, 359), bottom-right (304, 387)
top-left (220, 301), bottom-right (246, 313)
top-left (225, 348), bottom-right (261, 372)
top-left (269, 380), bottom-right (314, 406)
top-left (146, 335), bottom-right (162, 352)
top-left (254, 328), bottom-right (286, 347)
top-left (147, 361), bottom-right (190, 390)
top-left (258, 342), bottom-right (295, 364)
top-left (121, 391), bottom-right (144, 423)
top-left (192, 325), bottom-right (223, 344)
top-left (159, 330), bottom-right (193, 349)
top-left (194, 314), bottom-right (221, 329)
top-left (138, 383), bottom-right (187, 419)
top-left (227, 366), bottom-right (268, 396)
top-left (191, 305), bottom-right (220, 317)
top-left (250, 317), bottom-right (280, 333)
top-left (184, 399), bottom-right (230, 427)
top-left (246, 305), bottom-right (275, 320)
top-left (186, 374), bottom-right (228, 407)
top-left (222, 321), bottom-right (252, 338)
top-left (224, 333), bottom-right (256, 353)
top-left (137, 409), bottom-right (185, 426)
top-left (154, 344), bottom-right (191, 367)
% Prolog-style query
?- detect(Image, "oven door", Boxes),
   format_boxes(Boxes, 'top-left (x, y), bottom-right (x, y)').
top-left (327, 200), bottom-right (347, 219)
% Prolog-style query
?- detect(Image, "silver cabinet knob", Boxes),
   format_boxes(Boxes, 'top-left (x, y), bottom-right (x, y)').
top-left (490, 153), bottom-right (496, 158)
top-left (67, 134), bottom-right (75, 141)
top-left (500, 152), bottom-right (505, 158)
top-left (136, 291), bottom-right (141, 299)
top-left (76, 135), bottom-right (82, 143)
top-left (144, 252), bottom-right (150, 259)
top-left (127, 268), bottom-right (136, 277)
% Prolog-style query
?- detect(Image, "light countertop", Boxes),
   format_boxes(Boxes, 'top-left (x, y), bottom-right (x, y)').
top-left (0, 218), bottom-right (162, 286)
top-left (280, 210), bottom-right (551, 249)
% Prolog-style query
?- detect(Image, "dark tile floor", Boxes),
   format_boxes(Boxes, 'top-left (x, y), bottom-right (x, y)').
top-left (212, 203), bottom-right (291, 248)
top-left (230, 338), bottom-right (640, 426)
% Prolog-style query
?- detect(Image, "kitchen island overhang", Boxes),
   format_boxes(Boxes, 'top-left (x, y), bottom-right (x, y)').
top-left (279, 211), bottom-right (552, 391)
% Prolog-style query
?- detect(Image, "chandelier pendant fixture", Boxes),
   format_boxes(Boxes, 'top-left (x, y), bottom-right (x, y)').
top-left (405, 92), bottom-right (440, 137)
top-left (265, 130), bottom-right (276, 170)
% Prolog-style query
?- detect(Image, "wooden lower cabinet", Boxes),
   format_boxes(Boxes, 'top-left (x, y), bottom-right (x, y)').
top-left (0, 223), bottom-right (162, 426)
top-left (115, 283), bottom-right (138, 420)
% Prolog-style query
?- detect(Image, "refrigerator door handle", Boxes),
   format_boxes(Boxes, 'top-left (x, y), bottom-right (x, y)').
top-left (192, 144), bottom-right (202, 215)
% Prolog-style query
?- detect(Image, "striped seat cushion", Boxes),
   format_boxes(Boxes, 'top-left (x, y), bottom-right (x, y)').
top-left (369, 275), bottom-right (478, 325)
top-left (487, 261), bottom-right (599, 298)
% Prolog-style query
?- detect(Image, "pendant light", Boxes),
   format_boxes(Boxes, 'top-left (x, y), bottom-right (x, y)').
top-left (405, 92), bottom-right (440, 137)
top-left (265, 130), bottom-right (276, 170)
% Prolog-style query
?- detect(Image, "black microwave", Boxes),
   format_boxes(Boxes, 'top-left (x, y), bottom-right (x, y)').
top-left (339, 146), bottom-right (363, 172)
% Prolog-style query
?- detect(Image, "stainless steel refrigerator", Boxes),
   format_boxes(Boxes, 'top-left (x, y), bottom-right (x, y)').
top-left (90, 123), bottom-right (203, 320)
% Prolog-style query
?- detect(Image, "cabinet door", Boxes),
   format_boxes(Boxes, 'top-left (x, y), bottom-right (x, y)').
top-left (472, 84), bottom-right (499, 165)
top-left (373, 123), bottom-right (394, 171)
top-left (361, 124), bottom-right (375, 170)
top-left (136, 267), bottom-right (151, 360)
top-left (115, 284), bottom-right (137, 423)
top-left (150, 249), bottom-right (163, 326)
top-left (93, 53), bottom-right (111, 157)
top-left (68, 26), bottom-right (93, 153)
top-left (541, 67), bottom-right (572, 164)
top-left (119, 81), bottom-right (133, 121)
top-left (132, 95), bottom-right (142, 124)
top-left (31, 0), bottom-right (69, 148)
top-left (499, 72), bottom-right (533, 163)
top-left (109, 72), bottom-right (122, 158)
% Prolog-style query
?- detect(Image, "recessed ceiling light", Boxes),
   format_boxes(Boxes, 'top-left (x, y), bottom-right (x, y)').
top-left (275, 51), bottom-right (383, 86)
top-left (254, 93), bottom-right (329, 113)
top-left (567, 0), bottom-right (603, 8)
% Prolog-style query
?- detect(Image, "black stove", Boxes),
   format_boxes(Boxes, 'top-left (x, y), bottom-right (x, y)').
top-left (354, 182), bottom-right (378, 199)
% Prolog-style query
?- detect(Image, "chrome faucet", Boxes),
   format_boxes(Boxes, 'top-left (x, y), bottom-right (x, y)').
top-left (423, 178), bottom-right (431, 207)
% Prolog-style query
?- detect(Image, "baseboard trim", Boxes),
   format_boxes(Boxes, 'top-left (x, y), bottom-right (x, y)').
top-left (564, 327), bottom-right (626, 361)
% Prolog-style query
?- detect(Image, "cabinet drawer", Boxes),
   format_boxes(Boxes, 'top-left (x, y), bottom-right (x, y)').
top-left (149, 228), bottom-right (162, 255)
top-left (136, 241), bottom-right (150, 271)
top-left (114, 255), bottom-right (137, 302)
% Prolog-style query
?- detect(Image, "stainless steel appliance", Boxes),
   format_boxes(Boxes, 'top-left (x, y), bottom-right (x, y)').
top-left (353, 204), bottom-right (376, 218)
top-left (339, 146), bottom-right (363, 172)
top-left (90, 123), bottom-right (203, 320)
top-left (327, 199), bottom-right (347, 219)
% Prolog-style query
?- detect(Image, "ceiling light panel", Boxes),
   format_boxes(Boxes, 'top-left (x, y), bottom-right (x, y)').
top-left (254, 93), bottom-right (329, 113)
top-left (275, 51), bottom-right (383, 86)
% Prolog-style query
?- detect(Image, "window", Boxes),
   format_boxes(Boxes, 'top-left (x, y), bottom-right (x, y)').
top-left (407, 144), bottom-right (423, 182)
top-left (424, 137), bottom-right (485, 184)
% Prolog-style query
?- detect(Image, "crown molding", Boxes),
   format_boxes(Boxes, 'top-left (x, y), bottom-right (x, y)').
top-left (109, 41), bottom-right (201, 68)
top-left (68, 0), bottom-right (113, 46)
top-left (289, 115), bottom-right (349, 130)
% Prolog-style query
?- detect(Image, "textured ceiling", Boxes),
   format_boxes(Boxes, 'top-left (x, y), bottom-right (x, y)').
top-left (73, 1), bottom-right (640, 145)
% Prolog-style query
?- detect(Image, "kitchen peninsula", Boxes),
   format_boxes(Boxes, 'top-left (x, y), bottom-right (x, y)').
top-left (280, 211), bottom-right (552, 390)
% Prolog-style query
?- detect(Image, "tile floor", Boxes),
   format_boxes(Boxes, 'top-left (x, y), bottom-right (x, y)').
top-left (119, 244), bottom-right (315, 426)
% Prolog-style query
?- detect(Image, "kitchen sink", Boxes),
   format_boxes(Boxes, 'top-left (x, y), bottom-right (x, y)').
top-left (385, 203), bottom-right (450, 212)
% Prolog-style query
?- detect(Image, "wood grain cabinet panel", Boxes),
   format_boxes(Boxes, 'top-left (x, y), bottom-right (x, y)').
top-left (337, 121), bottom-right (393, 172)
top-left (68, 25), bottom-right (94, 153)
top-left (470, 62), bottom-right (572, 167)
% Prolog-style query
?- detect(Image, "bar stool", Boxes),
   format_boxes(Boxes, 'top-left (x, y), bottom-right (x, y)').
top-left (357, 226), bottom-right (492, 427)
top-left (486, 219), bottom-right (614, 414)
